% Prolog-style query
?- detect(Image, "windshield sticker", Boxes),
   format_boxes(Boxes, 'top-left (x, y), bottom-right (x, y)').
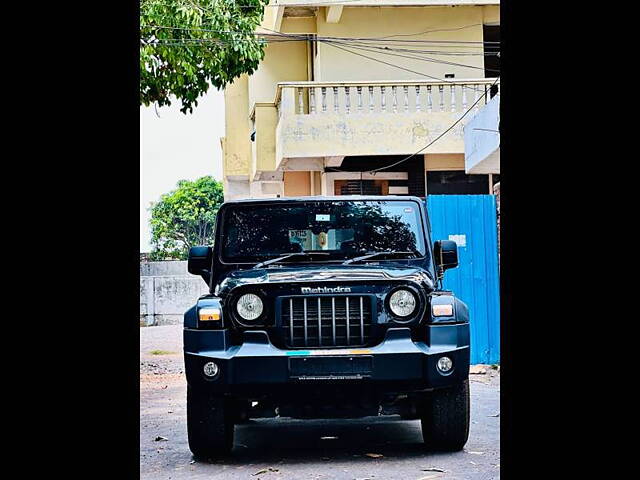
top-left (404, 207), bottom-right (413, 213)
top-left (315, 214), bottom-right (330, 221)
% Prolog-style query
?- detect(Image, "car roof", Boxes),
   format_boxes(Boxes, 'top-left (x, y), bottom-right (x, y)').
top-left (222, 195), bottom-right (425, 205)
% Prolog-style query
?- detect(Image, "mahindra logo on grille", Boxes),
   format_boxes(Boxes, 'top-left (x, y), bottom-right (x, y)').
top-left (301, 286), bottom-right (352, 294)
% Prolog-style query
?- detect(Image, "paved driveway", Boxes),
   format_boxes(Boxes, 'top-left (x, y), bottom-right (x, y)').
top-left (141, 325), bottom-right (500, 480)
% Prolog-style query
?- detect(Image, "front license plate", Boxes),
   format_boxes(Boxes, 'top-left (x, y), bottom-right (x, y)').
top-left (288, 356), bottom-right (373, 380)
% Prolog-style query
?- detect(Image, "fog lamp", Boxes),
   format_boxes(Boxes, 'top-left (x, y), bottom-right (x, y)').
top-left (203, 361), bottom-right (219, 378)
top-left (437, 356), bottom-right (453, 373)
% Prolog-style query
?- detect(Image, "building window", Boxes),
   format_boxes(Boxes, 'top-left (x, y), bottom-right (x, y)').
top-left (483, 25), bottom-right (500, 78)
top-left (334, 179), bottom-right (386, 195)
top-left (426, 170), bottom-right (491, 195)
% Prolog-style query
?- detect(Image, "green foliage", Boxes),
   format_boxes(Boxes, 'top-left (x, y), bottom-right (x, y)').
top-left (140, 0), bottom-right (268, 113)
top-left (150, 176), bottom-right (224, 260)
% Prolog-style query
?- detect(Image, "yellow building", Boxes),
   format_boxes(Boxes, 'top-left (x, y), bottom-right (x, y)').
top-left (221, 0), bottom-right (500, 200)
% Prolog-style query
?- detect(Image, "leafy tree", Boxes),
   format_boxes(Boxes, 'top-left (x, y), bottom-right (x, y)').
top-left (150, 176), bottom-right (224, 259)
top-left (140, 0), bottom-right (268, 113)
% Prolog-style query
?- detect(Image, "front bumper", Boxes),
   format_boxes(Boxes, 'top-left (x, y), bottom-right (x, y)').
top-left (184, 325), bottom-right (469, 395)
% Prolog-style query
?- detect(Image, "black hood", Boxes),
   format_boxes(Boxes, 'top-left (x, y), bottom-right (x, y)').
top-left (215, 264), bottom-right (435, 297)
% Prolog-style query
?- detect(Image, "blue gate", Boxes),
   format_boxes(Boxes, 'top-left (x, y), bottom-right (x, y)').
top-left (426, 195), bottom-right (500, 365)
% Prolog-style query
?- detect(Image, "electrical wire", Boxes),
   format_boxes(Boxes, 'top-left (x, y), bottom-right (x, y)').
top-left (321, 41), bottom-right (498, 93)
top-left (142, 0), bottom-right (434, 9)
top-left (145, 37), bottom-right (497, 56)
top-left (377, 23), bottom-right (483, 39)
top-left (321, 39), bottom-right (499, 73)
top-left (145, 35), bottom-right (499, 64)
top-left (142, 25), bottom-right (499, 45)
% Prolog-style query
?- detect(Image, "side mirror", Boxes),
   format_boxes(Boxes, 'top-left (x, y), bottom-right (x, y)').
top-left (188, 246), bottom-right (212, 285)
top-left (434, 240), bottom-right (458, 276)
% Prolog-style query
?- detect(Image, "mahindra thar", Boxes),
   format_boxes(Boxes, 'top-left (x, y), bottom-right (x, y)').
top-left (184, 196), bottom-right (469, 458)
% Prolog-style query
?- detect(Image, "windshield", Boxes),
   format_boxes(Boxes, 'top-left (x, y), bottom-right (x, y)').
top-left (220, 200), bottom-right (427, 264)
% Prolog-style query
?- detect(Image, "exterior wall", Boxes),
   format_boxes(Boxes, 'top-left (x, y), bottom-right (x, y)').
top-left (225, 29), bottom-right (309, 199)
top-left (252, 103), bottom-right (279, 175)
top-left (315, 7), bottom-right (485, 81)
top-left (284, 171), bottom-right (312, 196)
top-left (483, 5), bottom-right (500, 24)
top-left (248, 40), bottom-right (309, 108)
top-left (425, 153), bottom-right (465, 171)
top-left (140, 261), bottom-right (209, 326)
top-left (223, 75), bottom-right (252, 180)
top-left (277, 107), bottom-right (469, 161)
top-left (464, 94), bottom-right (500, 174)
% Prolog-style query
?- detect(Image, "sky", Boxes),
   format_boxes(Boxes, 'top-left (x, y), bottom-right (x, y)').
top-left (140, 90), bottom-right (225, 252)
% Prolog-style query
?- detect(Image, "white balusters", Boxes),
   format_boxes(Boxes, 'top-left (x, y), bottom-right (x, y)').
top-left (309, 87), bottom-right (315, 114)
top-left (403, 85), bottom-right (409, 112)
top-left (391, 85), bottom-right (398, 113)
top-left (321, 87), bottom-right (327, 113)
top-left (462, 84), bottom-right (468, 111)
top-left (450, 84), bottom-right (456, 112)
top-left (473, 84), bottom-right (480, 114)
top-left (281, 81), bottom-right (495, 117)
top-left (345, 86), bottom-right (351, 114)
top-left (298, 87), bottom-right (304, 114)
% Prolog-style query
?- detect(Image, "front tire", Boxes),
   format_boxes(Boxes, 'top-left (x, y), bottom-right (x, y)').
top-left (420, 379), bottom-right (470, 451)
top-left (187, 386), bottom-right (234, 459)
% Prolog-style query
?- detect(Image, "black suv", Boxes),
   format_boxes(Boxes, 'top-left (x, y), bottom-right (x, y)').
top-left (184, 196), bottom-right (470, 458)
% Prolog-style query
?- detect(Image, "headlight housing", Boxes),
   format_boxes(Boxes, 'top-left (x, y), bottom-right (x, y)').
top-left (236, 293), bottom-right (264, 321)
top-left (388, 289), bottom-right (417, 318)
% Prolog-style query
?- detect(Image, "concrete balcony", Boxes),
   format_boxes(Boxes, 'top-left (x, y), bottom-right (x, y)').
top-left (253, 79), bottom-right (498, 173)
top-left (464, 93), bottom-right (500, 174)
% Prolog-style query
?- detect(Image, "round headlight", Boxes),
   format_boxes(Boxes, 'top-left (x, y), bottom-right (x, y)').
top-left (389, 289), bottom-right (417, 317)
top-left (236, 293), bottom-right (264, 321)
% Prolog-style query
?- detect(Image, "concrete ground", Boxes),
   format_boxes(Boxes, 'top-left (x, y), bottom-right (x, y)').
top-left (141, 325), bottom-right (500, 480)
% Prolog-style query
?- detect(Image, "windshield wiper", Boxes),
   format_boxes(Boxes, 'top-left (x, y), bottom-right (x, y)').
top-left (342, 250), bottom-right (416, 265)
top-left (253, 252), bottom-right (330, 269)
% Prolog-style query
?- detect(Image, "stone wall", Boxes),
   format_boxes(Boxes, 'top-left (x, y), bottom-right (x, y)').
top-left (140, 261), bottom-right (209, 326)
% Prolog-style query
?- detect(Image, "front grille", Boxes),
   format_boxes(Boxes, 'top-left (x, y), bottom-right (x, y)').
top-left (281, 296), bottom-right (373, 348)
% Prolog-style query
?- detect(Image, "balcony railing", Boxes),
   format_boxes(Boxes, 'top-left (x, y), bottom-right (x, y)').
top-left (276, 78), bottom-right (499, 117)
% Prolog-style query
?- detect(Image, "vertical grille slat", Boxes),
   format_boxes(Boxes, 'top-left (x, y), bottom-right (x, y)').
top-left (332, 297), bottom-right (336, 346)
top-left (283, 295), bottom-right (372, 348)
top-left (360, 296), bottom-right (364, 344)
top-left (317, 297), bottom-right (322, 346)
top-left (346, 297), bottom-right (350, 345)
top-left (303, 298), bottom-right (308, 347)
top-left (289, 298), bottom-right (294, 346)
